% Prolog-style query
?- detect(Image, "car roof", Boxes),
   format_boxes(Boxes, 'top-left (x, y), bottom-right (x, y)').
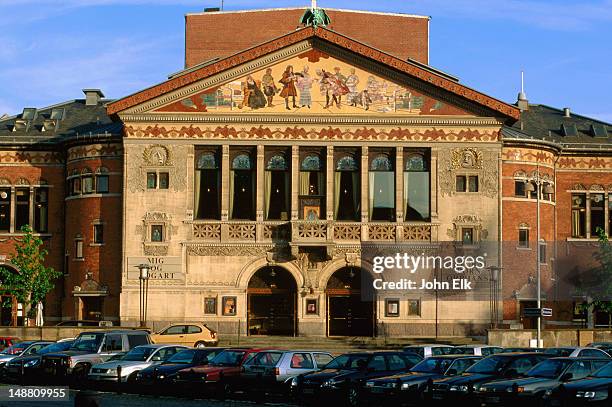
top-left (137, 344), bottom-right (182, 349)
top-left (78, 330), bottom-right (148, 335)
top-left (424, 355), bottom-right (482, 359)
top-left (253, 349), bottom-right (331, 354)
top-left (550, 356), bottom-right (611, 361)
top-left (405, 344), bottom-right (454, 348)
top-left (456, 345), bottom-right (498, 348)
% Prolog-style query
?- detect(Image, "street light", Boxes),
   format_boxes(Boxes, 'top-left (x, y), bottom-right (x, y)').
top-left (487, 265), bottom-right (502, 329)
top-left (136, 263), bottom-right (150, 327)
top-left (524, 171), bottom-right (555, 348)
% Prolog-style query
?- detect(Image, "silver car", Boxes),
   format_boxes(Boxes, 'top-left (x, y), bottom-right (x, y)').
top-left (0, 341), bottom-right (53, 367)
top-left (88, 344), bottom-right (187, 383)
top-left (454, 345), bottom-right (504, 356)
top-left (241, 350), bottom-right (334, 391)
top-left (403, 344), bottom-right (456, 358)
top-left (543, 347), bottom-right (611, 358)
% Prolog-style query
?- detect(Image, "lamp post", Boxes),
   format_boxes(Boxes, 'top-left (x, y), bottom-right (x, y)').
top-left (524, 170), bottom-right (555, 348)
top-left (487, 266), bottom-right (502, 329)
top-left (136, 263), bottom-right (150, 327)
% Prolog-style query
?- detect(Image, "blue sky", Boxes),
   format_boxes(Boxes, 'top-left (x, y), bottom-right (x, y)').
top-left (0, 0), bottom-right (611, 122)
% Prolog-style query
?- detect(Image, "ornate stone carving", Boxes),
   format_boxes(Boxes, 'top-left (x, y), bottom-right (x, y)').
top-left (451, 147), bottom-right (483, 169)
top-left (439, 147), bottom-right (498, 198)
top-left (572, 183), bottom-right (587, 191)
top-left (297, 223), bottom-right (327, 239)
top-left (192, 223), bottom-right (221, 240)
top-left (262, 223), bottom-right (290, 240)
top-left (67, 143), bottom-right (122, 161)
top-left (143, 244), bottom-right (168, 256)
top-left (447, 215), bottom-right (488, 242)
top-left (333, 224), bottom-right (361, 240)
top-left (0, 151), bottom-right (63, 164)
top-left (228, 224), bottom-right (256, 240)
top-left (127, 144), bottom-right (187, 192)
top-left (403, 225), bottom-right (431, 241)
top-left (187, 245), bottom-right (272, 256)
top-left (590, 184), bottom-right (605, 191)
top-left (368, 224), bottom-right (396, 241)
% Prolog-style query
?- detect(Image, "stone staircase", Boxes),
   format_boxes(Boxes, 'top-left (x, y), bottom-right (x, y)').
top-left (218, 335), bottom-right (483, 354)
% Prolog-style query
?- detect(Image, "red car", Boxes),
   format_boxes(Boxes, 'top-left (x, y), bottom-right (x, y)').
top-left (0, 337), bottom-right (22, 352)
top-left (173, 348), bottom-right (268, 398)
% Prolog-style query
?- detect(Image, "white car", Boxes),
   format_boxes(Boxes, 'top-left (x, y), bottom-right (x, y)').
top-left (453, 345), bottom-right (504, 356)
top-left (543, 347), bottom-right (611, 358)
top-left (88, 344), bottom-right (186, 383)
top-left (403, 344), bottom-right (456, 358)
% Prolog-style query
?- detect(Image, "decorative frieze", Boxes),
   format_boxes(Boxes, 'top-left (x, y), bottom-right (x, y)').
top-left (186, 244), bottom-right (274, 256)
top-left (0, 151), bottom-right (62, 164)
top-left (333, 224), bottom-right (361, 240)
top-left (403, 225), bottom-right (431, 241)
top-left (67, 143), bottom-right (122, 161)
top-left (368, 224), bottom-right (396, 241)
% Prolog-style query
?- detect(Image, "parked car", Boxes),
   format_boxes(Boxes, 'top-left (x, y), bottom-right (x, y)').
top-left (476, 357), bottom-right (610, 406)
top-left (543, 347), bottom-right (611, 358)
top-left (430, 352), bottom-right (548, 407)
top-left (173, 348), bottom-right (268, 398)
top-left (547, 361), bottom-right (612, 406)
top-left (150, 323), bottom-right (218, 347)
top-left (55, 320), bottom-right (113, 327)
top-left (134, 347), bottom-right (224, 390)
top-left (240, 350), bottom-right (333, 397)
top-left (500, 347), bottom-right (543, 353)
top-left (454, 345), bottom-right (504, 356)
top-left (364, 355), bottom-right (481, 406)
top-left (4, 339), bottom-right (75, 383)
top-left (88, 344), bottom-right (187, 384)
top-left (0, 337), bottom-right (21, 352)
top-left (40, 330), bottom-right (151, 382)
top-left (402, 345), bottom-right (455, 358)
top-left (588, 342), bottom-right (612, 355)
top-left (0, 341), bottom-right (53, 372)
top-left (296, 351), bottom-right (423, 407)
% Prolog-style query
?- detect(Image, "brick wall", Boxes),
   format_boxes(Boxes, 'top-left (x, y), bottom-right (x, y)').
top-left (185, 8), bottom-right (429, 68)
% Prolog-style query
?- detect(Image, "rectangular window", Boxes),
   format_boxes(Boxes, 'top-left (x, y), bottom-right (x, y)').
top-left (151, 225), bottom-right (163, 242)
top-left (455, 176), bottom-right (466, 192)
top-left (34, 187), bottom-right (48, 233)
top-left (468, 176), bottom-right (479, 192)
top-left (75, 239), bottom-right (84, 259)
top-left (514, 181), bottom-right (526, 197)
top-left (147, 172), bottom-right (157, 189)
top-left (591, 194), bottom-right (605, 236)
top-left (15, 188), bottom-right (30, 231)
top-left (71, 177), bottom-right (81, 195)
top-left (462, 227), bottom-right (474, 245)
top-left (93, 224), bottom-right (104, 244)
top-left (407, 299), bottom-right (420, 316)
top-left (539, 242), bottom-right (547, 264)
top-left (82, 176), bottom-right (93, 194)
top-left (204, 297), bottom-right (217, 314)
top-left (571, 194), bottom-right (587, 238)
top-left (518, 229), bottom-right (529, 248)
top-left (96, 175), bottom-right (109, 193)
top-left (158, 172), bottom-right (169, 189)
top-left (385, 299), bottom-right (400, 317)
top-left (0, 188), bottom-right (10, 232)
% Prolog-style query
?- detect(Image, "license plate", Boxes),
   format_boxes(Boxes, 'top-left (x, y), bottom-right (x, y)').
top-left (303, 388), bottom-right (315, 394)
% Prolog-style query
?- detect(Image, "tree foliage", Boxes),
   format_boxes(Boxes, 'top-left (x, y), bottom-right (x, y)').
top-left (0, 225), bottom-right (62, 319)
top-left (577, 227), bottom-right (612, 316)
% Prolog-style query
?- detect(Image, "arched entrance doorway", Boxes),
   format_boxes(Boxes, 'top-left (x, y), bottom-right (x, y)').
top-left (247, 266), bottom-right (297, 336)
top-left (326, 267), bottom-right (375, 337)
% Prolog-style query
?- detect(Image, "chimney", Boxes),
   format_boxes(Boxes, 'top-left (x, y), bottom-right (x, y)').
top-left (83, 89), bottom-right (105, 106)
top-left (563, 107), bottom-right (571, 118)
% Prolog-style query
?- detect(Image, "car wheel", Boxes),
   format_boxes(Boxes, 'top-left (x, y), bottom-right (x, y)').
top-left (195, 341), bottom-right (207, 348)
top-left (72, 364), bottom-right (90, 387)
top-left (347, 384), bottom-right (360, 407)
top-left (127, 372), bottom-right (138, 384)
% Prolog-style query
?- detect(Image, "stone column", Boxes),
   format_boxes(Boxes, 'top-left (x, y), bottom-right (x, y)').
top-left (221, 145), bottom-right (229, 221)
top-left (9, 186), bottom-right (15, 233)
top-left (586, 192), bottom-right (591, 239)
top-left (430, 149), bottom-right (439, 221)
top-left (361, 147), bottom-right (369, 239)
top-left (292, 146), bottom-right (299, 221)
top-left (29, 187), bottom-right (35, 228)
top-left (395, 147), bottom-right (403, 240)
top-left (326, 146), bottom-right (334, 221)
top-left (256, 145), bottom-right (265, 222)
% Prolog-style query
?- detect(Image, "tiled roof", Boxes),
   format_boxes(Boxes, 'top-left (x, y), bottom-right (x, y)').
top-left (0, 99), bottom-right (121, 147)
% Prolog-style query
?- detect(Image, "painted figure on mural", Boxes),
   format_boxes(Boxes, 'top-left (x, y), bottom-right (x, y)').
top-left (279, 65), bottom-right (299, 110)
top-left (242, 75), bottom-right (267, 109)
top-left (366, 75), bottom-right (383, 103)
top-left (296, 65), bottom-right (313, 108)
top-left (319, 69), bottom-right (349, 109)
top-left (261, 68), bottom-right (279, 107)
top-left (345, 68), bottom-right (360, 105)
top-left (351, 89), bottom-right (372, 110)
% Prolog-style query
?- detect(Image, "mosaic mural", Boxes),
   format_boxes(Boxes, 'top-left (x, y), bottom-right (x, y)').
top-left (155, 50), bottom-right (470, 116)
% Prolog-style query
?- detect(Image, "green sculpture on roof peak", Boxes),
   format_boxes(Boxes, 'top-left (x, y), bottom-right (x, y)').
top-left (300, 0), bottom-right (331, 28)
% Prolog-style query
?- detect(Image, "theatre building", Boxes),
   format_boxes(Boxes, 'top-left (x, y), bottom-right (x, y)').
top-left (107, 9), bottom-right (521, 336)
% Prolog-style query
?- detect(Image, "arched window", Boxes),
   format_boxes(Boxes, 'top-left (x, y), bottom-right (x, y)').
top-left (195, 150), bottom-right (220, 220)
top-left (334, 154), bottom-right (360, 221)
top-left (369, 154), bottom-right (395, 221)
top-left (197, 153), bottom-right (218, 170)
top-left (230, 152), bottom-right (255, 220)
top-left (81, 168), bottom-right (93, 194)
top-left (232, 154), bottom-right (252, 170)
top-left (299, 153), bottom-right (325, 220)
top-left (265, 153), bottom-right (290, 220)
top-left (301, 155), bottom-right (322, 171)
top-left (404, 152), bottom-right (430, 221)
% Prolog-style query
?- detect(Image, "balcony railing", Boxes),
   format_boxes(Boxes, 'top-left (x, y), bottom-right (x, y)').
top-left (190, 220), bottom-right (436, 244)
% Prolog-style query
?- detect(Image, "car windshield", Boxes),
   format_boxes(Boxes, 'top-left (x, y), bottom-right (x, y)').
top-left (543, 348), bottom-right (573, 357)
top-left (466, 356), bottom-right (509, 374)
top-left (325, 354), bottom-right (370, 370)
top-left (210, 350), bottom-right (246, 367)
top-left (69, 334), bottom-right (104, 352)
top-left (592, 362), bottom-right (612, 378)
top-left (166, 350), bottom-right (195, 364)
top-left (0, 343), bottom-right (28, 354)
top-left (122, 347), bottom-right (155, 362)
top-left (526, 359), bottom-right (572, 379)
top-left (411, 357), bottom-right (453, 373)
top-left (38, 341), bottom-right (74, 355)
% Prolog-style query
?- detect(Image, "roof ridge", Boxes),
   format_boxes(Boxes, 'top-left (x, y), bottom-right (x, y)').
top-left (185, 7), bottom-right (430, 20)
